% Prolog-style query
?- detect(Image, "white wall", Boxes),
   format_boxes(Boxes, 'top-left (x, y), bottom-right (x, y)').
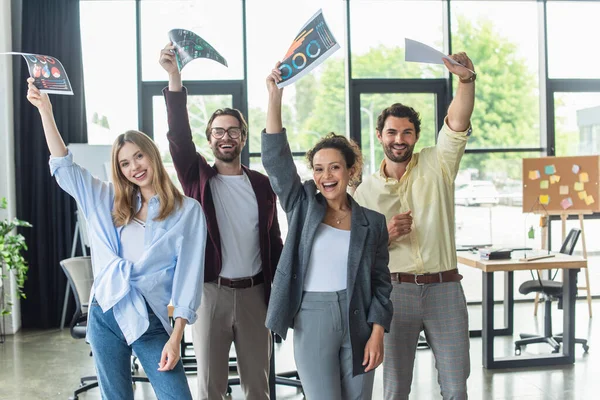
top-left (0, 0), bottom-right (21, 334)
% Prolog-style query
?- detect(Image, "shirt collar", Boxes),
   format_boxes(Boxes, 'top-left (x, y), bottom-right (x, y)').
top-left (377, 154), bottom-right (419, 183)
top-left (133, 190), bottom-right (159, 213)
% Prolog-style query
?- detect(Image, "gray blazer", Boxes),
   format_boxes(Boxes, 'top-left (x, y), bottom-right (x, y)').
top-left (262, 130), bottom-right (393, 377)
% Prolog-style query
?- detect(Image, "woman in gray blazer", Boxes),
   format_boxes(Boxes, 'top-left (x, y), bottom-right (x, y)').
top-left (262, 65), bottom-right (393, 400)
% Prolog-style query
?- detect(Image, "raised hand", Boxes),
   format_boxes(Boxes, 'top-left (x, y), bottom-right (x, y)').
top-left (26, 77), bottom-right (51, 112)
top-left (442, 52), bottom-right (475, 82)
top-left (266, 62), bottom-right (283, 97)
top-left (159, 42), bottom-right (179, 76)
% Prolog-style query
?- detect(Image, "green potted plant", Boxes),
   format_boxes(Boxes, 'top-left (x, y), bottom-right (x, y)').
top-left (0, 197), bottom-right (32, 315)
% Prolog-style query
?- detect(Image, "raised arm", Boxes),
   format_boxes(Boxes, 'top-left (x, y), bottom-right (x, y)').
top-left (27, 77), bottom-right (67, 157)
top-left (27, 78), bottom-right (112, 218)
top-left (434, 53), bottom-right (476, 181)
top-left (262, 63), bottom-right (304, 212)
top-left (160, 43), bottom-right (202, 189)
top-left (443, 52), bottom-right (475, 132)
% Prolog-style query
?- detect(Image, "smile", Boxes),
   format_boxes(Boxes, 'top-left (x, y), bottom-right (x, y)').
top-left (133, 171), bottom-right (146, 180)
top-left (322, 182), bottom-right (338, 191)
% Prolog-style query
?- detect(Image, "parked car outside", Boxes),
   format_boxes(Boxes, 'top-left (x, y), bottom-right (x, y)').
top-left (455, 180), bottom-right (500, 206)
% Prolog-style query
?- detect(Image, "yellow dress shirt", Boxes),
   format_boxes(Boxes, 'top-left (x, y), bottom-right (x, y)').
top-left (353, 120), bottom-right (470, 274)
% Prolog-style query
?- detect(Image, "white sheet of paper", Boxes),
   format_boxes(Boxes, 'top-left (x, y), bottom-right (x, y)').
top-left (404, 38), bottom-right (460, 66)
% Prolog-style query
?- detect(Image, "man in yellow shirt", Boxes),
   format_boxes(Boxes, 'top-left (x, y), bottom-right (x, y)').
top-left (353, 52), bottom-right (475, 400)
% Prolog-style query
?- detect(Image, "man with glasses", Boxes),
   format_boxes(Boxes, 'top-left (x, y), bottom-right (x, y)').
top-left (353, 52), bottom-right (475, 400)
top-left (160, 44), bottom-right (283, 400)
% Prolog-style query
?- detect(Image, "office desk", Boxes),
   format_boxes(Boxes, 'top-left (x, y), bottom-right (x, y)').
top-left (457, 251), bottom-right (587, 369)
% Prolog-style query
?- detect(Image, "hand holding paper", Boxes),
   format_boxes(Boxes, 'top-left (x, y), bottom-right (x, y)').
top-left (405, 39), bottom-right (476, 80)
top-left (26, 77), bottom-right (51, 112)
top-left (159, 43), bottom-right (179, 76)
top-left (266, 62), bottom-right (284, 97)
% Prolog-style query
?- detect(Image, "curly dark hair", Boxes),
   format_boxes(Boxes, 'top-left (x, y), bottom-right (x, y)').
top-left (376, 103), bottom-right (421, 137)
top-left (306, 132), bottom-right (363, 187)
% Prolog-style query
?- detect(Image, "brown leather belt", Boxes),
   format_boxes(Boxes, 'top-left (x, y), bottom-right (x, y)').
top-left (391, 269), bottom-right (463, 285)
top-left (215, 273), bottom-right (264, 289)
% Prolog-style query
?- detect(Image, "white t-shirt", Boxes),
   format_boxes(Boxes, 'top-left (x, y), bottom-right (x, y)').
top-left (210, 173), bottom-right (262, 279)
top-left (120, 218), bottom-right (146, 263)
top-left (303, 223), bottom-right (350, 292)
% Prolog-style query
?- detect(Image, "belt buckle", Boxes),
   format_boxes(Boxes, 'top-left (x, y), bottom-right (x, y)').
top-left (414, 274), bottom-right (425, 286)
top-left (250, 276), bottom-right (254, 287)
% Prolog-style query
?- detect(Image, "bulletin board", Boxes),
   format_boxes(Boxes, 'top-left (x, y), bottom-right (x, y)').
top-left (522, 155), bottom-right (600, 213)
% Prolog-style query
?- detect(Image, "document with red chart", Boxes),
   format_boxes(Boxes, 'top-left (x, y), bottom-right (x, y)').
top-left (277, 9), bottom-right (340, 88)
top-left (2, 52), bottom-right (73, 95)
top-left (168, 29), bottom-right (228, 71)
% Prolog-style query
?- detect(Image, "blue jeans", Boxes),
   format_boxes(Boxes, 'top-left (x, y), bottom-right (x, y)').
top-left (87, 298), bottom-right (192, 400)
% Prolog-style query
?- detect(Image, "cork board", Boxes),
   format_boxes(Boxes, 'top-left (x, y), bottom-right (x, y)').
top-left (522, 155), bottom-right (600, 213)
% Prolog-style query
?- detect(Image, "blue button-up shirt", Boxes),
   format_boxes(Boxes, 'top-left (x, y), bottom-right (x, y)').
top-left (50, 151), bottom-right (207, 345)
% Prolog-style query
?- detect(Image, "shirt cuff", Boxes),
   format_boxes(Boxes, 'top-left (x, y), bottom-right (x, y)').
top-left (442, 117), bottom-right (472, 137)
top-left (172, 306), bottom-right (197, 325)
top-left (49, 149), bottom-right (74, 176)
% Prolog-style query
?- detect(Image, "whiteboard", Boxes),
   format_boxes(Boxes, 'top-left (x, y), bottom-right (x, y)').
top-left (68, 143), bottom-right (112, 182)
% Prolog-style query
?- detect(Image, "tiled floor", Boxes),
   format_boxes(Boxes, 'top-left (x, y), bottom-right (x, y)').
top-left (0, 300), bottom-right (596, 400)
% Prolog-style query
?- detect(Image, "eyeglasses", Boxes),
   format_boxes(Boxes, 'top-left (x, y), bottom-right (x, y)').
top-left (210, 127), bottom-right (243, 139)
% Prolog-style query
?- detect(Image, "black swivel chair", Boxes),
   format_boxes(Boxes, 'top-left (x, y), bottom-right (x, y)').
top-left (61, 256), bottom-right (150, 400)
top-left (514, 229), bottom-right (590, 355)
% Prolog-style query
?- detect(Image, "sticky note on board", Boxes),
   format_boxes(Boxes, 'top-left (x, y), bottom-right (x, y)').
top-left (539, 195), bottom-right (550, 205)
top-left (578, 190), bottom-right (587, 200)
top-left (586, 195), bottom-right (595, 206)
top-left (574, 182), bottom-right (584, 191)
top-left (545, 165), bottom-right (556, 175)
top-left (550, 175), bottom-right (560, 184)
top-left (559, 185), bottom-right (569, 195)
top-left (580, 172), bottom-right (589, 183)
top-left (572, 164), bottom-right (580, 174)
top-left (540, 180), bottom-right (549, 189)
top-left (529, 170), bottom-right (541, 180)
top-left (560, 197), bottom-right (573, 210)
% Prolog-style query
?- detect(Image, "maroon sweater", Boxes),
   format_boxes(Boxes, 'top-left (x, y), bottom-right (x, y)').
top-left (164, 88), bottom-right (283, 304)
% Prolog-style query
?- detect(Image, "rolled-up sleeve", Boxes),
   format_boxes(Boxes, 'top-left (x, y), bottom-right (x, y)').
top-left (171, 199), bottom-right (207, 324)
top-left (436, 119), bottom-right (470, 183)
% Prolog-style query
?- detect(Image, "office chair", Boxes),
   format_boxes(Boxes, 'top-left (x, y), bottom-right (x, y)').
top-left (60, 256), bottom-right (150, 400)
top-left (514, 229), bottom-right (589, 355)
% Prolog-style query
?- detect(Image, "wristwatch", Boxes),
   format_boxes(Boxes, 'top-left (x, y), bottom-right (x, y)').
top-left (459, 72), bottom-right (477, 84)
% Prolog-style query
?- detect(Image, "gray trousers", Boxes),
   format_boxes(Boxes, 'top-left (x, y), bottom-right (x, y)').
top-left (192, 282), bottom-right (272, 400)
top-left (293, 290), bottom-right (375, 400)
top-left (383, 281), bottom-right (470, 400)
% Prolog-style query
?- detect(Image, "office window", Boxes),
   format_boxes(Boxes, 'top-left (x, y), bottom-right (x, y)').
top-left (554, 92), bottom-right (600, 156)
top-left (455, 151), bottom-right (541, 248)
top-left (547, 1), bottom-right (600, 79)
top-left (349, 0), bottom-right (445, 79)
top-left (451, 1), bottom-right (541, 149)
top-left (140, 0), bottom-right (244, 81)
top-left (80, 1), bottom-right (138, 144)
top-left (246, 0), bottom-right (347, 155)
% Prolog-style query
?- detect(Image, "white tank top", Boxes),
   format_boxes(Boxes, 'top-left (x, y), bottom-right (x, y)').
top-left (303, 223), bottom-right (351, 292)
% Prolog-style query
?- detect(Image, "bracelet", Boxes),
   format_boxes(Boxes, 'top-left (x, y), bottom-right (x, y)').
top-left (459, 72), bottom-right (477, 83)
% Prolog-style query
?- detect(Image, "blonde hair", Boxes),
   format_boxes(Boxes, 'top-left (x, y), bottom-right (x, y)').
top-left (111, 130), bottom-right (183, 227)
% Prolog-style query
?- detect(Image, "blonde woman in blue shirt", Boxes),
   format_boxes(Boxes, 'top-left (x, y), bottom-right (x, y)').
top-left (27, 78), bottom-right (207, 400)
